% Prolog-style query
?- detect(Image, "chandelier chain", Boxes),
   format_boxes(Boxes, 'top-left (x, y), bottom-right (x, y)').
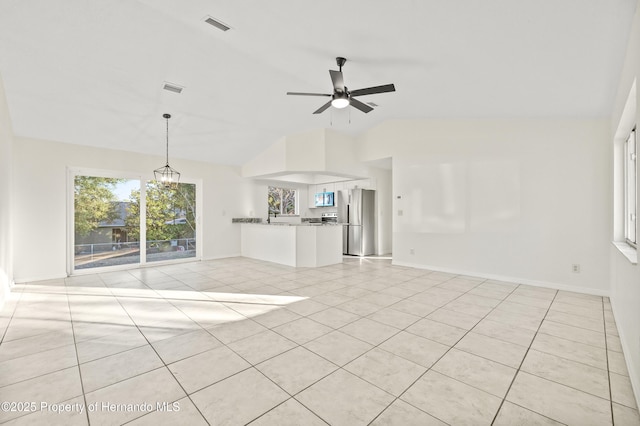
top-left (165, 115), bottom-right (170, 166)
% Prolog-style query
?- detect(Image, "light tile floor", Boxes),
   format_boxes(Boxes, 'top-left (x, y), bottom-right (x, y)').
top-left (0, 257), bottom-right (639, 425)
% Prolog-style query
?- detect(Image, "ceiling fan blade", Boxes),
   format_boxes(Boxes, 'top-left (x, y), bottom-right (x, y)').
top-left (313, 101), bottom-right (332, 114)
top-left (349, 97), bottom-right (373, 113)
top-left (329, 70), bottom-right (345, 91)
top-left (350, 84), bottom-right (396, 97)
top-left (287, 92), bottom-right (331, 97)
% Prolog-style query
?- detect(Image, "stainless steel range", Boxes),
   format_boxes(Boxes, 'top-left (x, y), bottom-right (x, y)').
top-left (321, 212), bottom-right (338, 224)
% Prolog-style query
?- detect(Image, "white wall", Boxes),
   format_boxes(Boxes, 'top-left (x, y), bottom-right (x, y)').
top-left (609, 0), bottom-right (640, 410)
top-left (359, 118), bottom-right (611, 294)
top-left (285, 129), bottom-right (326, 172)
top-left (241, 137), bottom-right (287, 178)
top-left (12, 137), bottom-right (249, 282)
top-left (0, 74), bottom-right (13, 308)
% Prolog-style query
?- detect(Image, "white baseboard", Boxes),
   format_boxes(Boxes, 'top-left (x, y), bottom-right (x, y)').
top-left (392, 261), bottom-right (610, 297)
top-left (13, 274), bottom-right (67, 284)
top-left (202, 253), bottom-right (242, 261)
top-left (14, 254), bottom-right (244, 283)
top-left (0, 278), bottom-right (13, 312)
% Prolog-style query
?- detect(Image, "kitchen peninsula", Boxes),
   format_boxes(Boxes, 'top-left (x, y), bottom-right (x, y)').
top-left (240, 223), bottom-right (342, 267)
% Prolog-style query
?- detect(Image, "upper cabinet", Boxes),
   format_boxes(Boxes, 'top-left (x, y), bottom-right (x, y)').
top-left (342, 179), bottom-right (373, 190)
top-left (307, 179), bottom-right (377, 208)
top-left (307, 183), bottom-right (336, 208)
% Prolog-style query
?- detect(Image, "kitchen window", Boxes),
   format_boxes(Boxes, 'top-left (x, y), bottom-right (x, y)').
top-left (625, 127), bottom-right (637, 246)
top-left (268, 186), bottom-right (297, 215)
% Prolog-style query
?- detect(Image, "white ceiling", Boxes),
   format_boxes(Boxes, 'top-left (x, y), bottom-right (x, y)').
top-left (0, 0), bottom-right (636, 166)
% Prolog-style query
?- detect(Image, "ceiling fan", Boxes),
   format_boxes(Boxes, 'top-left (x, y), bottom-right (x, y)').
top-left (287, 57), bottom-right (396, 114)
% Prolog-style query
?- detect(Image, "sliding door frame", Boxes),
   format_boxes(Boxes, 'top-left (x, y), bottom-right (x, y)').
top-left (66, 167), bottom-right (202, 276)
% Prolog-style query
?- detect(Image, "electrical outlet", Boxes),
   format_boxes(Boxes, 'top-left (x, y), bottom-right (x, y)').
top-left (398, 210), bottom-right (403, 216)
top-left (572, 264), bottom-right (580, 273)
top-left (410, 248), bottom-right (415, 255)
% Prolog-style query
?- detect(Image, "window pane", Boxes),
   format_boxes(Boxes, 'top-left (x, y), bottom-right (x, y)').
top-left (283, 189), bottom-right (296, 214)
top-left (145, 181), bottom-right (197, 262)
top-left (268, 186), bottom-right (281, 214)
top-left (74, 176), bottom-right (140, 269)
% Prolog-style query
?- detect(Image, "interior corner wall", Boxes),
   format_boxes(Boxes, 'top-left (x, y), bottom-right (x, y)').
top-left (609, 0), bottom-right (640, 410)
top-left (360, 118), bottom-right (611, 295)
top-left (11, 137), bottom-right (247, 282)
top-left (365, 166), bottom-right (392, 255)
top-left (324, 130), bottom-right (367, 177)
top-left (0, 74), bottom-right (14, 309)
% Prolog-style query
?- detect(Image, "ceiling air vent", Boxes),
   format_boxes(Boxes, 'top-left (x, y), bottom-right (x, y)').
top-left (367, 102), bottom-right (379, 107)
top-left (163, 82), bottom-right (184, 94)
top-left (204, 16), bottom-right (231, 32)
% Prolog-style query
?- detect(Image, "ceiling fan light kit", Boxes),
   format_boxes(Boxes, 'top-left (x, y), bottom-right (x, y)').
top-left (287, 57), bottom-right (396, 114)
top-left (331, 92), bottom-right (349, 109)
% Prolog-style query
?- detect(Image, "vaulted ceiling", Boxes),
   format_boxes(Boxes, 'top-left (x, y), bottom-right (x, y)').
top-left (0, 0), bottom-right (636, 165)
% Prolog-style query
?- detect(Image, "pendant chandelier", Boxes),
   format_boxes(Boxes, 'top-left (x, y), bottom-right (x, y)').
top-left (154, 113), bottom-right (180, 189)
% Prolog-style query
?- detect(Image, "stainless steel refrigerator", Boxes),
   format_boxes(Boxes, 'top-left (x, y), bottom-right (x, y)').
top-left (338, 189), bottom-right (375, 256)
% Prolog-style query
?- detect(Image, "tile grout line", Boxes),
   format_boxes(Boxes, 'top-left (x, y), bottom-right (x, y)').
top-left (105, 272), bottom-right (213, 426)
top-left (237, 270), bottom-right (438, 425)
top-left (226, 272), bottom-right (414, 423)
top-left (169, 268), bottom-right (356, 425)
top-left (5, 259), bottom-right (626, 425)
top-left (0, 285), bottom-right (90, 423)
top-left (64, 278), bottom-right (92, 426)
top-left (603, 296), bottom-right (614, 425)
top-left (346, 276), bottom-right (497, 421)
top-left (489, 288), bottom-right (561, 426)
top-left (139, 271), bottom-right (343, 425)
top-left (366, 276), bottom-right (522, 425)
top-left (0, 264), bottom-right (411, 421)
top-left (0, 286), bottom-right (25, 345)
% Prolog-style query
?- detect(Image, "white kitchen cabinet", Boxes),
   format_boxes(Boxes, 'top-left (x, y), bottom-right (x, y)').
top-left (343, 179), bottom-right (368, 190)
top-left (308, 183), bottom-right (336, 208)
top-left (241, 224), bottom-right (342, 267)
top-left (308, 180), bottom-right (379, 207)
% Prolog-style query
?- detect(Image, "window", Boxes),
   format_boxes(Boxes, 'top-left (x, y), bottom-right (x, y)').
top-left (625, 127), bottom-right (637, 246)
top-left (268, 186), bottom-right (297, 215)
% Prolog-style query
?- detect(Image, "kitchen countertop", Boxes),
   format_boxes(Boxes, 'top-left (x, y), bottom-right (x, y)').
top-left (232, 218), bottom-right (339, 225)
top-left (243, 222), bottom-right (344, 226)
top-left (231, 218), bottom-right (263, 223)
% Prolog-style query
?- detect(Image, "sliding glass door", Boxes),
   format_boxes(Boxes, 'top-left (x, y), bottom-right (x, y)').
top-left (145, 181), bottom-right (196, 263)
top-left (70, 170), bottom-right (199, 272)
top-left (73, 176), bottom-right (141, 270)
